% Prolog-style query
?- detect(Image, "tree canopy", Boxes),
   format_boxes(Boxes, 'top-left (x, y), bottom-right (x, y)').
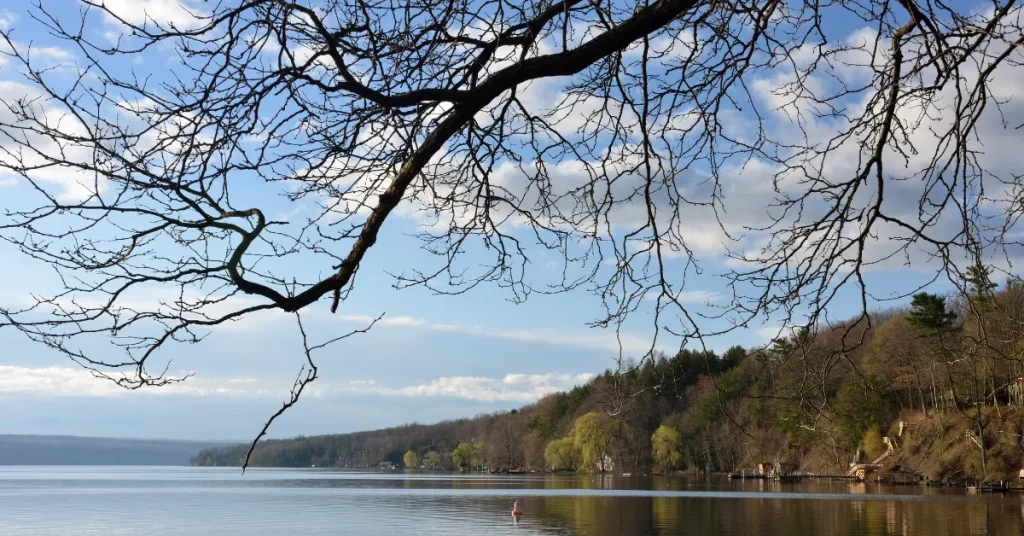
top-left (651, 425), bottom-right (684, 470)
top-left (451, 442), bottom-right (484, 469)
top-left (907, 293), bottom-right (956, 334)
top-left (544, 436), bottom-right (581, 471)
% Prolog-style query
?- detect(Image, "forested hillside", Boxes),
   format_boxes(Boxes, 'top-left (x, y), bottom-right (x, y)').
top-left (192, 346), bottom-right (746, 470)
top-left (195, 267), bottom-right (1024, 482)
top-left (0, 435), bottom-right (233, 465)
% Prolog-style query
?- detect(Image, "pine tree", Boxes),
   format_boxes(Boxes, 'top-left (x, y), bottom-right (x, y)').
top-left (907, 293), bottom-right (956, 334)
top-left (965, 261), bottom-right (998, 308)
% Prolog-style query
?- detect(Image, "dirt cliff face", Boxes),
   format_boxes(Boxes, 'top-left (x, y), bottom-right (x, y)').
top-left (732, 408), bottom-right (1024, 483)
top-left (896, 409), bottom-right (1024, 482)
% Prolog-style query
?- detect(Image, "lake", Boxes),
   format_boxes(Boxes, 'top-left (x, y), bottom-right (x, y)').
top-left (1, 466), bottom-right (1022, 534)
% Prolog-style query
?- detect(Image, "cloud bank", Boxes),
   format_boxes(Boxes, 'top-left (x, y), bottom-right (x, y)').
top-left (337, 313), bottom-right (656, 355)
top-left (0, 365), bottom-right (595, 404)
top-left (325, 372), bottom-right (596, 403)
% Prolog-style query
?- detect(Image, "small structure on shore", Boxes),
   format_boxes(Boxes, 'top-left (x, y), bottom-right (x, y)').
top-left (728, 469), bottom-right (758, 479)
top-left (1010, 378), bottom-right (1024, 406)
top-left (848, 422), bottom-right (910, 482)
top-left (757, 459), bottom-right (799, 480)
top-left (848, 462), bottom-right (921, 483)
top-left (968, 481), bottom-right (1009, 493)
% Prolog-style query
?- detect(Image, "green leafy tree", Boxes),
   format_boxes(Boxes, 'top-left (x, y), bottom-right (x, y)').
top-left (544, 436), bottom-right (581, 471)
top-left (834, 376), bottom-right (894, 450)
top-left (451, 442), bottom-right (484, 469)
top-left (861, 425), bottom-right (885, 461)
top-left (720, 346), bottom-right (747, 372)
top-left (903, 293), bottom-right (957, 416)
top-left (651, 425), bottom-right (684, 470)
top-left (573, 412), bottom-right (616, 472)
top-left (403, 450), bottom-right (419, 469)
top-left (424, 451), bottom-right (442, 469)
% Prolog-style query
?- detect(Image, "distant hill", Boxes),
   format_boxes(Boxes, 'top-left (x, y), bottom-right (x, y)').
top-left (193, 346), bottom-right (749, 470)
top-left (0, 435), bottom-right (235, 465)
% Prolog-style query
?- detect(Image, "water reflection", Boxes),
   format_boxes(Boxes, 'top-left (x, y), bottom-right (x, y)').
top-left (524, 492), bottom-right (1010, 535)
top-left (498, 475), bottom-right (1017, 535)
top-left (0, 467), bottom-right (1019, 535)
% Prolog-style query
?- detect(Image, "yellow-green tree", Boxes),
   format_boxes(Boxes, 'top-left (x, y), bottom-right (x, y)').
top-left (573, 412), bottom-right (615, 472)
top-left (861, 425), bottom-right (885, 460)
top-left (544, 436), bottom-right (581, 470)
top-left (451, 442), bottom-right (484, 469)
top-left (403, 450), bottom-right (419, 469)
top-left (651, 425), bottom-right (684, 470)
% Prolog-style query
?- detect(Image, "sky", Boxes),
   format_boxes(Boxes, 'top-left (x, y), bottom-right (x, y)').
top-left (0, 0), bottom-right (1021, 441)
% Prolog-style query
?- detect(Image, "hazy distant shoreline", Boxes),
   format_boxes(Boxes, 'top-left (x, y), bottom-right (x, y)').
top-left (0, 435), bottom-right (236, 466)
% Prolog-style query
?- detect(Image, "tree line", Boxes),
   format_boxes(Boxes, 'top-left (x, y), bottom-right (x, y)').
top-left (195, 266), bottom-right (1024, 480)
top-left (192, 346), bottom-right (746, 471)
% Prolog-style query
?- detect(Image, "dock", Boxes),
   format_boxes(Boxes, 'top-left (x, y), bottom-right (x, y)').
top-left (968, 481), bottom-right (1009, 493)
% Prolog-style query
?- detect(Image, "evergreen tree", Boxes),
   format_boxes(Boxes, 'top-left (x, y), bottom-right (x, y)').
top-left (965, 261), bottom-right (998, 307)
top-left (907, 293), bottom-right (956, 334)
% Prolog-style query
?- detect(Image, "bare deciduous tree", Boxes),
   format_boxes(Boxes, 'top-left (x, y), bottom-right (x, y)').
top-left (1, 0), bottom-right (1024, 464)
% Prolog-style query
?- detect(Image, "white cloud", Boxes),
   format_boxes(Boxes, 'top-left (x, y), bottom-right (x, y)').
top-left (755, 326), bottom-right (784, 342)
top-left (25, 45), bottom-right (72, 61)
top-left (0, 365), bottom-right (278, 398)
top-left (0, 364), bottom-right (596, 404)
top-left (0, 286), bottom-right (288, 335)
top-left (338, 313), bottom-right (656, 355)
top-left (0, 39), bottom-right (74, 72)
top-left (0, 10), bottom-right (16, 30)
top-left (642, 288), bottom-right (722, 304)
top-left (326, 372), bottom-right (596, 403)
top-left (675, 290), bottom-right (722, 304)
top-left (721, 20), bottom-right (1024, 280)
top-left (0, 81), bottom-right (109, 203)
top-left (95, 0), bottom-right (206, 29)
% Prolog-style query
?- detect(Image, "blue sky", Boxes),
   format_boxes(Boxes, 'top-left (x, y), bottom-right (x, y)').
top-left (0, 0), bottom-right (1019, 441)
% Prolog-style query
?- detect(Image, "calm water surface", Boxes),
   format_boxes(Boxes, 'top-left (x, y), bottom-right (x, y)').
top-left (1, 466), bottom-right (1021, 534)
